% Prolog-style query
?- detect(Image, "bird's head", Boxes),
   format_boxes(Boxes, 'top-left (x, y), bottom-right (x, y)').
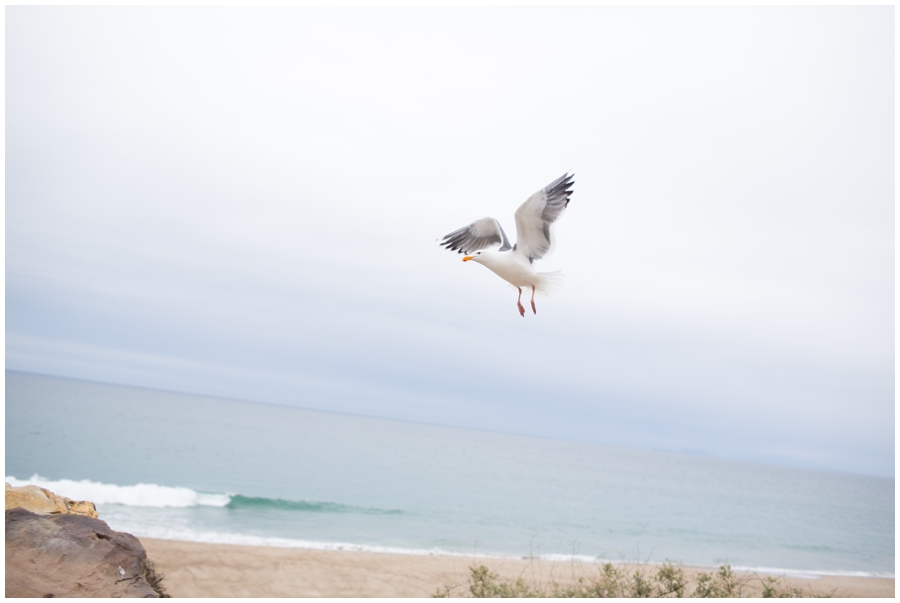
top-left (462, 251), bottom-right (485, 263)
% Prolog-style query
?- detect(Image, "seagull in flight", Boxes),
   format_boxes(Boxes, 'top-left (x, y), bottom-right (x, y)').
top-left (440, 173), bottom-right (574, 317)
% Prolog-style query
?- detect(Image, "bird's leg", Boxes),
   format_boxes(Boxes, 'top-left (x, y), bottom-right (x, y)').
top-left (531, 285), bottom-right (537, 314)
top-left (516, 287), bottom-right (525, 317)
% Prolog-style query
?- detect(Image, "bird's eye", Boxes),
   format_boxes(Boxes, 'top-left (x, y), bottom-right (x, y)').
top-left (477, 252), bottom-right (481, 255)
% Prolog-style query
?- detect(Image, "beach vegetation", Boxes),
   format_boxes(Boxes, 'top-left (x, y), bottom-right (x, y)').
top-left (434, 562), bottom-right (834, 598)
top-left (692, 564), bottom-right (746, 597)
top-left (142, 559), bottom-right (170, 598)
top-left (760, 576), bottom-right (804, 598)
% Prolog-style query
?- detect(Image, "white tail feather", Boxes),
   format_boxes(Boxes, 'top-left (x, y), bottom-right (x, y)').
top-left (536, 270), bottom-right (565, 296)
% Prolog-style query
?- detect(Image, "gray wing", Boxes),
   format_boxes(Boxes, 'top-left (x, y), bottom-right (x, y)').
top-left (440, 217), bottom-right (512, 254)
top-left (513, 173), bottom-right (574, 262)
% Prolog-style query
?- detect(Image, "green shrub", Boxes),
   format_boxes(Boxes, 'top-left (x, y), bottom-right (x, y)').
top-left (692, 565), bottom-right (746, 597)
top-left (760, 576), bottom-right (803, 598)
top-left (435, 561), bottom-right (832, 598)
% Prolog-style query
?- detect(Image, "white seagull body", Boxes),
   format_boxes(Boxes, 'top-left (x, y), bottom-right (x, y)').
top-left (440, 173), bottom-right (574, 316)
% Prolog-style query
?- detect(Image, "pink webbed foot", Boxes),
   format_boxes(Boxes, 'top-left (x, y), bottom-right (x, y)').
top-left (517, 302), bottom-right (525, 317)
top-left (531, 285), bottom-right (537, 314)
top-left (531, 300), bottom-right (537, 314)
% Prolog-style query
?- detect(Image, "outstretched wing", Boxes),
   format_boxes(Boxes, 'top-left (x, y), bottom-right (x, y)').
top-left (440, 217), bottom-right (512, 254)
top-left (513, 173), bottom-right (574, 262)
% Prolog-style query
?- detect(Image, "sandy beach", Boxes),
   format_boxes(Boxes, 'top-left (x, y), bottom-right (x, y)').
top-left (140, 538), bottom-right (894, 598)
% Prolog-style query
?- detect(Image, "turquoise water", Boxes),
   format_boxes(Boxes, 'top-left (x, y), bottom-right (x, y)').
top-left (5, 371), bottom-right (894, 576)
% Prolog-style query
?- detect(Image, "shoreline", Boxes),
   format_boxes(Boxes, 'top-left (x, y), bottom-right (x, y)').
top-left (139, 537), bottom-right (895, 598)
top-left (134, 533), bottom-right (894, 580)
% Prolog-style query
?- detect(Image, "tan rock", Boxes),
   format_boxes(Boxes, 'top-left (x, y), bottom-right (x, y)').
top-left (5, 482), bottom-right (98, 519)
top-left (6, 507), bottom-right (165, 597)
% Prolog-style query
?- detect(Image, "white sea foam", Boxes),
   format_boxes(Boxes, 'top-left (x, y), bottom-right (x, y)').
top-left (538, 553), bottom-right (605, 564)
top-left (120, 522), bottom-right (511, 559)
top-left (534, 556), bottom-right (893, 579)
top-left (5, 475), bottom-right (231, 508)
top-left (730, 565), bottom-right (895, 579)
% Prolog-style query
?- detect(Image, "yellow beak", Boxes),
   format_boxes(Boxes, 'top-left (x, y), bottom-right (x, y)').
top-left (462, 256), bottom-right (474, 262)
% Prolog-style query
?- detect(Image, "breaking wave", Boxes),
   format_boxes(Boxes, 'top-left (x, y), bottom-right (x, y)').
top-left (5, 475), bottom-right (403, 515)
top-left (6, 475), bottom-right (230, 508)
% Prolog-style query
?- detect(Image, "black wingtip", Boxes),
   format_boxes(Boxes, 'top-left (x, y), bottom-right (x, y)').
top-left (546, 172), bottom-right (575, 206)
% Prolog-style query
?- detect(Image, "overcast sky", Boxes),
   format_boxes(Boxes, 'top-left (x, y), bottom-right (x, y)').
top-left (6, 6), bottom-right (894, 477)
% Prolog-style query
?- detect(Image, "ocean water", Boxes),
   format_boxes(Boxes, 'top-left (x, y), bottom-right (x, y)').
top-left (5, 371), bottom-right (894, 577)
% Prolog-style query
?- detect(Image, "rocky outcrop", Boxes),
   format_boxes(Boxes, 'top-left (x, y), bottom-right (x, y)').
top-left (5, 482), bottom-right (99, 518)
top-left (6, 486), bottom-right (167, 597)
